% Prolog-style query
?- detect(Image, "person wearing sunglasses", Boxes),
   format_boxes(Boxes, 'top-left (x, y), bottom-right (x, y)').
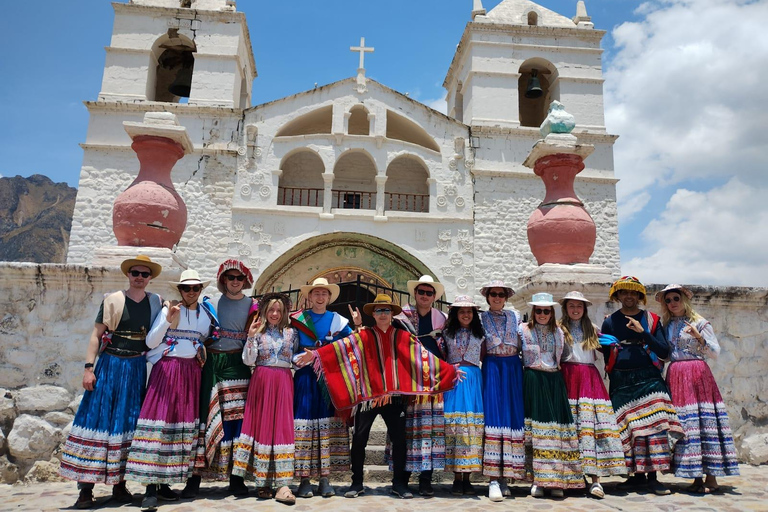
top-left (655, 284), bottom-right (739, 494)
top-left (520, 292), bottom-right (583, 498)
top-left (184, 260), bottom-right (255, 498)
top-left (295, 294), bottom-right (459, 500)
top-left (125, 269), bottom-right (215, 511)
top-left (60, 255), bottom-right (163, 510)
top-left (478, 281), bottom-right (524, 501)
top-left (290, 277), bottom-right (355, 499)
top-left (600, 276), bottom-right (683, 496)
top-left (392, 275), bottom-right (448, 496)
top-left (558, 291), bottom-right (625, 499)
top-left (442, 295), bottom-right (486, 497)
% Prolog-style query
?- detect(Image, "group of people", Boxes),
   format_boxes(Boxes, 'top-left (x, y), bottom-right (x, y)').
top-left (58, 259), bottom-right (739, 510)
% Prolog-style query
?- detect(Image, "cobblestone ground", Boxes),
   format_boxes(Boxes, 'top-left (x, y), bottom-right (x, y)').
top-left (2, 464), bottom-right (766, 512)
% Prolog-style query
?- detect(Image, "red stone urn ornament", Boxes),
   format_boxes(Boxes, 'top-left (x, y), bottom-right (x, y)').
top-left (523, 101), bottom-right (596, 265)
top-left (114, 112), bottom-right (193, 248)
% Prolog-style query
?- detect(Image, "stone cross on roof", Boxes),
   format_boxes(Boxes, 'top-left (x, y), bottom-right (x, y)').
top-left (350, 37), bottom-right (374, 72)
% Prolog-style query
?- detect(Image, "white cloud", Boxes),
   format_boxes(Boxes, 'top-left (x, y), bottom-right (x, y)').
top-left (622, 177), bottom-right (768, 286)
top-left (424, 97), bottom-right (448, 114)
top-left (604, 0), bottom-right (768, 220)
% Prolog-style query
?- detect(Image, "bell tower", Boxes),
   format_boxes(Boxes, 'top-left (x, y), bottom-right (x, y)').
top-left (99, 0), bottom-right (256, 108)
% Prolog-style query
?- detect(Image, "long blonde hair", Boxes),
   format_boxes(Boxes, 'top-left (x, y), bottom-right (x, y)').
top-left (558, 300), bottom-right (599, 350)
top-left (660, 291), bottom-right (703, 326)
top-left (255, 297), bottom-right (290, 335)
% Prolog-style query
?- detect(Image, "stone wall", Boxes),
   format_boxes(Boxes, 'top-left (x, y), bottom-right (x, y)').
top-left (0, 263), bottom-right (765, 483)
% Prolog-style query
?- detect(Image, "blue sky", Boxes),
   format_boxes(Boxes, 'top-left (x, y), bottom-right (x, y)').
top-left (1, 0), bottom-right (766, 286)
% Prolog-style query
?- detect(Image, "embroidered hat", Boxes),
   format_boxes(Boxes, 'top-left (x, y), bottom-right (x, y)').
top-left (479, 280), bottom-right (515, 298)
top-left (216, 259), bottom-right (254, 294)
top-left (300, 277), bottom-right (341, 303)
top-left (654, 284), bottom-right (693, 303)
top-left (120, 255), bottom-right (162, 278)
top-left (407, 275), bottom-right (445, 301)
top-left (363, 293), bottom-right (403, 316)
top-left (559, 291), bottom-right (592, 306)
top-left (169, 269), bottom-right (211, 289)
top-left (257, 292), bottom-right (291, 316)
top-left (609, 275), bottom-right (647, 303)
top-left (450, 295), bottom-right (480, 308)
top-left (527, 292), bottom-right (558, 307)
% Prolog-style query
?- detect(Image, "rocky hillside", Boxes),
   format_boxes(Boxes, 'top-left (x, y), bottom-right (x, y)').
top-left (0, 175), bottom-right (77, 263)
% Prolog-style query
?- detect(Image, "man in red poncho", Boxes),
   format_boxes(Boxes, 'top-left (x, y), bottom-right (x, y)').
top-left (296, 293), bottom-right (459, 500)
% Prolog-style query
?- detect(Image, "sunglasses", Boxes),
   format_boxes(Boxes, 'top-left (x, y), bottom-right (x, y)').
top-left (664, 296), bottom-right (681, 304)
top-left (373, 308), bottom-right (392, 314)
top-left (416, 288), bottom-right (435, 297)
top-left (129, 270), bottom-right (151, 278)
top-left (225, 274), bottom-right (246, 282)
top-left (488, 292), bottom-right (507, 298)
top-left (534, 308), bottom-right (552, 315)
top-left (179, 285), bottom-right (203, 293)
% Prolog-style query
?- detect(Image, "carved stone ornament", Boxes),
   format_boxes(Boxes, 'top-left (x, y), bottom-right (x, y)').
top-left (436, 240), bottom-right (450, 254)
top-left (259, 186), bottom-right (271, 198)
top-left (259, 233), bottom-right (272, 245)
top-left (455, 196), bottom-right (466, 208)
top-left (436, 195), bottom-right (447, 207)
top-left (444, 185), bottom-right (457, 197)
top-left (465, 158), bottom-right (475, 170)
top-left (439, 229), bottom-right (452, 241)
top-left (254, 147), bottom-right (263, 157)
top-left (457, 277), bottom-right (468, 289)
top-left (449, 158), bottom-right (458, 170)
top-left (450, 253), bottom-right (464, 266)
top-left (240, 184), bottom-right (252, 197)
top-left (457, 229), bottom-right (469, 241)
top-left (442, 266), bottom-right (454, 277)
top-left (237, 146), bottom-right (247, 156)
top-left (250, 222), bottom-right (264, 233)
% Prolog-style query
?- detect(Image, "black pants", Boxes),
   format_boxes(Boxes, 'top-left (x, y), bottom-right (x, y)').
top-left (351, 402), bottom-right (407, 486)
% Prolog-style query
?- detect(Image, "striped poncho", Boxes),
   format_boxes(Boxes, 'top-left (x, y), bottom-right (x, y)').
top-left (313, 325), bottom-right (457, 411)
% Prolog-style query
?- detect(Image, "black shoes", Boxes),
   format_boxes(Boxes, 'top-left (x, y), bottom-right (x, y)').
top-left (344, 483), bottom-right (365, 498)
top-left (418, 479), bottom-right (434, 497)
top-left (111, 481), bottom-right (133, 503)
top-left (157, 484), bottom-right (180, 501)
top-left (229, 475), bottom-right (250, 496)
top-left (181, 475), bottom-right (201, 498)
top-left (616, 473), bottom-right (648, 491)
top-left (74, 488), bottom-right (94, 509)
top-left (391, 482), bottom-right (413, 499)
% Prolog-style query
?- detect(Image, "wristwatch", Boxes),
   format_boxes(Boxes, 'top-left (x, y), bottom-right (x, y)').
top-left (84, 363), bottom-right (94, 369)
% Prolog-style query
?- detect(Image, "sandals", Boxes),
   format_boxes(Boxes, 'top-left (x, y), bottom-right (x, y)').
top-left (588, 482), bottom-right (605, 499)
top-left (274, 486), bottom-right (296, 505)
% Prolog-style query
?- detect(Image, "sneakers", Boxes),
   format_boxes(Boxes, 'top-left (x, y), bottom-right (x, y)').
top-left (418, 479), bottom-right (434, 497)
top-left (74, 488), bottom-right (94, 509)
top-left (648, 478), bottom-right (671, 496)
top-left (391, 482), bottom-right (414, 499)
top-left (530, 484), bottom-right (544, 498)
top-left (111, 481), bottom-right (133, 503)
top-left (488, 480), bottom-right (504, 502)
top-left (589, 482), bottom-right (605, 499)
top-left (141, 495), bottom-right (158, 512)
top-left (551, 488), bottom-right (564, 498)
top-left (344, 483), bottom-right (365, 498)
top-left (229, 475), bottom-right (249, 497)
top-left (451, 480), bottom-right (463, 496)
top-left (181, 475), bottom-right (201, 498)
top-left (296, 478), bottom-right (314, 498)
top-left (157, 484), bottom-right (179, 501)
top-left (318, 477), bottom-right (335, 497)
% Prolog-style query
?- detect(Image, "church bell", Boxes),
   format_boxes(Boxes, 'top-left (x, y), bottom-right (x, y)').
top-left (169, 64), bottom-right (193, 98)
top-left (525, 69), bottom-right (543, 99)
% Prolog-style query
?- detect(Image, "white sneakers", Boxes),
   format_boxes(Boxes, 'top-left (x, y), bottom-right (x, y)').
top-left (488, 481), bottom-right (504, 502)
top-left (551, 488), bottom-right (564, 498)
top-left (530, 484), bottom-right (544, 497)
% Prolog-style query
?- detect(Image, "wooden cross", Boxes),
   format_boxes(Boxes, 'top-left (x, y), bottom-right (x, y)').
top-left (350, 37), bottom-right (374, 70)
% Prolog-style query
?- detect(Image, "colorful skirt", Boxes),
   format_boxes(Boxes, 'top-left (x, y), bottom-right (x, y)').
top-left (293, 365), bottom-right (350, 478)
top-left (193, 351), bottom-right (250, 480)
top-left (232, 366), bottom-right (295, 487)
top-left (523, 368), bottom-right (584, 489)
top-left (386, 394), bottom-right (445, 472)
top-left (59, 353), bottom-right (147, 485)
top-left (125, 357), bottom-right (201, 484)
top-left (609, 366), bottom-right (684, 473)
top-left (666, 360), bottom-right (740, 478)
top-left (444, 365), bottom-right (484, 472)
top-left (482, 355), bottom-right (525, 479)
top-left (561, 362), bottom-right (626, 477)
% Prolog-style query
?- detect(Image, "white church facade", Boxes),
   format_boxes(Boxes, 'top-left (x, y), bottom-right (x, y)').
top-left (66, 0), bottom-right (621, 302)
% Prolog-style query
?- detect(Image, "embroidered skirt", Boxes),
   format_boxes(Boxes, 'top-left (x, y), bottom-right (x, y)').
top-left (59, 353), bottom-right (147, 484)
top-left (444, 365), bottom-right (484, 472)
top-left (385, 394), bottom-right (445, 472)
top-left (561, 362), bottom-right (626, 477)
top-left (666, 360), bottom-right (740, 478)
top-left (523, 368), bottom-right (584, 489)
top-left (609, 366), bottom-right (684, 473)
top-left (482, 355), bottom-right (525, 480)
top-left (293, 365), bottom-right (350, 477)
top-left (125, 357), bottom-right (201, 484)
top-left (193, 351), bottom-right (250, 480)
top-left (232, 366), bottom-right (295, 487)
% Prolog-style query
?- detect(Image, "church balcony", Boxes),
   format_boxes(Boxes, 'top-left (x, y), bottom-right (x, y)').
top-left (278, 187), bottom-right (428, 213)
